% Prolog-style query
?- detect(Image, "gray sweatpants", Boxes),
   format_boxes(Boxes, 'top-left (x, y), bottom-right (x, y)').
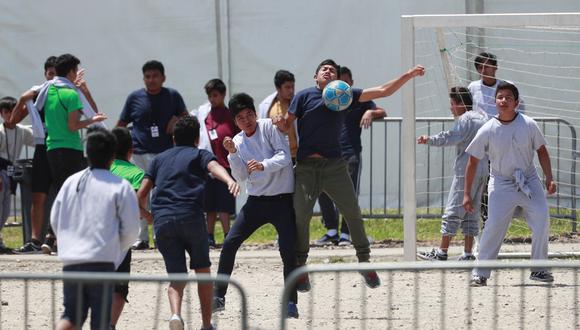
top-left (473, 177), bottom-right (549, 278)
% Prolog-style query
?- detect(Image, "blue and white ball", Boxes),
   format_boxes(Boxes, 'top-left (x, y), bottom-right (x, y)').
top-left (322, 80), bottom-right (353, 111)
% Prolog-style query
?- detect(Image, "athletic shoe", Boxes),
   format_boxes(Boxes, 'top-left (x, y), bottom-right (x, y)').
top-left (338, 237), bottom-right (352, 246)
top-left (212, 296), bottom-right (225, 313)
top-left (360, 270), bottom-right (381, 289)
top-left (471, 275), bottom-right (487, 287)
top-left (530, 271), bottom-right (554, 283)
top-left (457, 254), bottom-right (476, 261)
top-left (208, 236), bottom-right (217, 248)
top-left (417, 248), bottom-right (447, 261)
top-left (41, 237), bottom-right (56, 255)
top-left (314, 233), bottom-right (338, 246)
top-left (169, 314), bottom-right (184, 330)
top-left (287, 302), bottom-right (299, 318)
top-left (14, 241), bottom-right (42, 254)
top-left (131, 240), bottom-right (149, 250)
top-left (296, 273), bottom-right (311, 292)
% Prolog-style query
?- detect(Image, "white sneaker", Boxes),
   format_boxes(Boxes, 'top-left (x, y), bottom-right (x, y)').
top-left (169, 314), bottom-right (184, 330)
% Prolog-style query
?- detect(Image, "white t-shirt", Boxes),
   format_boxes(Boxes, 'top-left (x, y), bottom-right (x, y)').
top-left (468, 79), bottom-right (525, 117)
top-left (465, 113), bottom-right (546, 181)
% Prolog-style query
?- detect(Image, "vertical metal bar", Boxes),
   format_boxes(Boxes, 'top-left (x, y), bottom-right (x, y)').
top-left (401, 15), bottom-right (417, 260)
top-left (426, 124), bottom-right (431, 214)
top-left (556, 122), bottom-right (561, 214)
top-left (493, 273), bottom-right (498, 329)
top-left (24, 279), bottom-right (29, 329)
top-left (214, 0), bottom-right (223, 79)
top-left (413, 271), bottom-right (419, 329)
top-left (369, 124), bottom-right (374, 215)
top-left (387, 271), bottom-right (393, 329)
top-left (440, 122), bottom-right (446, 213)
top-left (76, 282), bottom-right (83, 329)
top-left (466, 270), bottom-right (472, 330)
top-left (519, 269), bottom-right (525, 328)
top-left (440, 269), bottom-right (446, 329)
top-left (334, 272), bottom-right (340, 330)
top-left (100, 282), bottom-right (110, 329)
top-left (51, 280), bottom-right (56, 330)
top-left (360, 274), bottom-right (368, 330)
top-left (308, 274), bottom-right (314, 330)
top-left (546, 271), bottom-right (552, 330)
top-left (398, 121), bottom-right (402, 215)
top-left (384, 123), bottom-right (388, 216)
top-left (153, 282), bottom-right (162, 329)
top-left (186, 281), bottom-right (192, 329)
top-left (0, 280), bottom-right (2, 329)
top-left (575, 268), bottom-right (579, 328)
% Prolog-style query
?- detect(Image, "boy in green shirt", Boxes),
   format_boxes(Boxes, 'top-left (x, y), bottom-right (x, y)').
top-left (109, 127), bottom-right (149, 330)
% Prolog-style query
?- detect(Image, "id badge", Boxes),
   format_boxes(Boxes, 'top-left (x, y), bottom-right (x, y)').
top-left (6, 165), bottom-right (14, 177)
top-left (209, 129), bottom-right (218, 141)
top-left (150, 125), bottom-right (160, 138)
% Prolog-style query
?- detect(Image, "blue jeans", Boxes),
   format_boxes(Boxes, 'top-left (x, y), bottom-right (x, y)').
top-left (154, 214), bottom-right (211, 273)
top-left (62, 262), bottom-right (115, 330)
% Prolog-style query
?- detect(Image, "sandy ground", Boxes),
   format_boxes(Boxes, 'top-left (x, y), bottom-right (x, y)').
top-left (1, 242), bottom-right (579, 329)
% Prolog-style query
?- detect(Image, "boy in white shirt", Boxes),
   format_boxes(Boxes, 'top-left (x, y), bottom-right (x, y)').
top-left (0, 96), bottom-right (34, 253)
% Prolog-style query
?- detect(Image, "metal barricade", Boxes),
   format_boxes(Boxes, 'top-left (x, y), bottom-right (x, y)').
top-left (280, 260), bottom-right (580, 330)
top-left (362, 117), bottom-right (577, 229)
top-left (0, 272), bottom-right (248, 330)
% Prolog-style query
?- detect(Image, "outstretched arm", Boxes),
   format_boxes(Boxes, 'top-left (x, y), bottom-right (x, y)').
top-left (9, 90), bottom-right (37, 125)
top-left (207, 160), bottom-right (240, 197)
top-left (537, 145), bottom-right (557, 194)
top-left (359, 65), bottom-right (425, 102)
top-left (273, 112), bottom-right (296, 134)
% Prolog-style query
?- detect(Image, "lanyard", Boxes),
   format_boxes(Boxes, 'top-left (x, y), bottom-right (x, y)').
top-left (3, 124), bottom-right (18, 163)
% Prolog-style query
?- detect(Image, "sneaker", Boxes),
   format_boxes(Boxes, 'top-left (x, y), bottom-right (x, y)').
top-left (208, 236), bottom-right (216, 248)
top-left (131, 240), bottom-right (149, 250)
top-left (360, 270), bottom-right (381, 289)
top-left (530, 271), bottom-right (554, 283)
top-left (41, 237), bottom-right (56, 255)
top-left (338, 237), bottom-right (352, 246)
top-left (212, 296), bottom-right (225, 313)
top-left (471, 275), bottom-right (487, 287)
top-left (169, 314), bottom-right (184, 330)
top-left (296, 273), bottom-right (311, 292)
top-left (314, 233), bottom-right (338, 246)
top-left (14, 241), bottom-right (42, 254)
top-left (457, 254), bottom-right (476, 261)
top-left (417, 248), bottom-right (447, 261)
top-left (287, 302), bottom-right (299, 318)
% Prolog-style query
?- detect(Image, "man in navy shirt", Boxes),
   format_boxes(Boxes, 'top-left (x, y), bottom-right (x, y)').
top-left (117, 60), bottom-right (187, 250)
top-left (316, 66), bottom-right (386, 246)
top-left (137, 116), bottom-right (239, 330)
top-left (274, 59), bottom-right (424, 291)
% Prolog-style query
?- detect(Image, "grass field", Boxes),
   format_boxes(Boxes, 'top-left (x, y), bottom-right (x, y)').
top-left (2, 211), bottom-right (576, 249)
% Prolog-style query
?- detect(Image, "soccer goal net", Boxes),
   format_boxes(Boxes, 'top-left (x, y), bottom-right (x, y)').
top-left (401, 13), bottom-right (580, 260)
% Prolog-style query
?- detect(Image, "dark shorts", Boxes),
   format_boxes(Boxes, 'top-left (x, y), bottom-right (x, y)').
top-left (203, 169), bottom-right (236, 214)
top-left (154, 214), bottom-right (211, 273)
top-left (62, 262), bottom-right (115, 330)
top-left (114, 250), bottom-right (131, 302)
top-left (47, 148), bottom-right (86, 192)
top-left (31, 144), bottom-right (53, 194)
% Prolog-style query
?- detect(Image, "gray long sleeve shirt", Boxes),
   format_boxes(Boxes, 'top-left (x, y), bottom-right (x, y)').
top-left (227, 119), bottom-right (294, 196)
top-left (428, 110), bottom-right (489, 176)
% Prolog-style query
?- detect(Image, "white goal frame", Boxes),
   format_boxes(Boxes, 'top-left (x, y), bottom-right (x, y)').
top-left (401, 12), bottom-right (580, 261)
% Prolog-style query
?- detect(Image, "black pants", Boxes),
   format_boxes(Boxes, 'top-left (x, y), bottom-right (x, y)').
top-left (319, 153), bottom-right (361, 235)
top-left (216, 194), bottom-right (298, 304)
top-left (46, 148), bottom-right (86, 192)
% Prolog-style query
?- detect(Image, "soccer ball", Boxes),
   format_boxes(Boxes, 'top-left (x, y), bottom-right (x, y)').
top-left (322, 80), bottom-right (353, 111)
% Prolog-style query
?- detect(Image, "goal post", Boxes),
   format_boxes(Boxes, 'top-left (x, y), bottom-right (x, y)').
top-left (401, 12), bottom-right (580, 261)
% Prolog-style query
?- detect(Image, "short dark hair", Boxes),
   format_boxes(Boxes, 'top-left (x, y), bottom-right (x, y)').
top-left (0, 96), bottom-right (17, 112)
top-left (339, 66), bottom-right (352, 80)
top-left (44, 56), bottom-right (57, 71)
top-left (55, 54), bottom-right (80, 77)
top-left (204, 78), bottom-right (226, 95)
top-left (315, 59), bottom-right (340, 75)
top-left (86, 127), bottom-right (117, 169)
top-left (111, 127), bottom-right (133, 160)
top-left (173, 116), bottom-right (200, 146)
top-left (495, 81), bottom-right (519, 101)
top-left (142, 60), bottom-right (165, 75)
top-left (474, 52), bottom-right (497, 70)
top-left (274, 70), bottom-right (295, 89)
top-left (449, 87), bottom-right (473, 110)
top-left (228, 93), bottom-right (255, 117)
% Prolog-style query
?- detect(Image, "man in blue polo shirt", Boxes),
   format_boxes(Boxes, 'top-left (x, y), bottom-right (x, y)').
top-left (117, 60), bottom-right (187, 250)
top-left (316, 66), bottom-right (386, 246)
top-left (274, 59), bottom-right (424, 291)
